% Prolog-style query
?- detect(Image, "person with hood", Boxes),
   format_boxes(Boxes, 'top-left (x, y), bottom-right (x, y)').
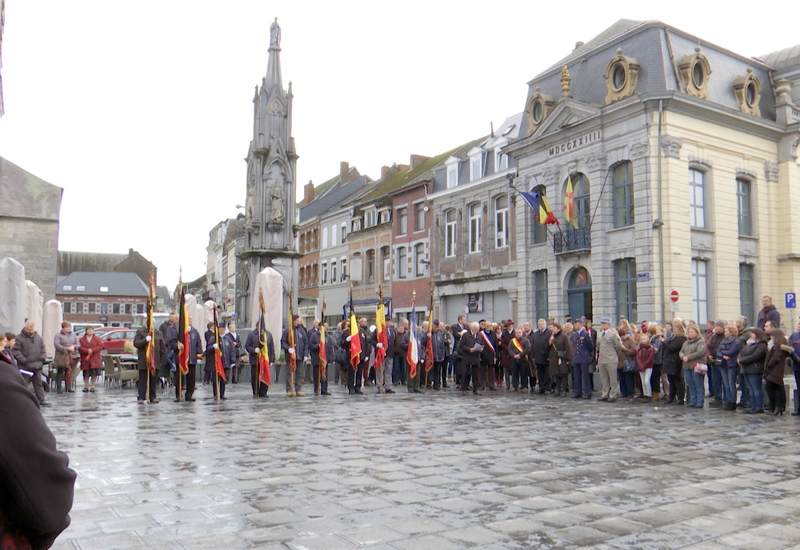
top-left (738, 327), bottom-right (767, 414)
top-left (13, 321), bottom-right (49, 407)
top-left (715, 324), bottom-right (742, 411)
top-left (680, 325), bottom-right (707, 408)
top-left (757, 295), bottom-right (781, 331)
top-left (763, 328), bottom-right (792, 416)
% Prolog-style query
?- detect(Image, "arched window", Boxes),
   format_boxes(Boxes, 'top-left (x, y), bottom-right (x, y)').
top-left (565, 174), bottom-right (590, 228)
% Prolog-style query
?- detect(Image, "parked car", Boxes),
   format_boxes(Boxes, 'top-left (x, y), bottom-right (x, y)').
top-left (72, 323), bottom-right (105, 337)
top-left (99, 328), bottom-right (137, 354)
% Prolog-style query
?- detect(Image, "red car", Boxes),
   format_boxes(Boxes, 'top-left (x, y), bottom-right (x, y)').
top-left (99, 328), bottom-right (137, 354)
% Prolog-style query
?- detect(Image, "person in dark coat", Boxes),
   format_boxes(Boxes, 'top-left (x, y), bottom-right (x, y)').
top-left (548, 323), bottom-right (574, 397)
top-left (204, 325), bottom-right (232, 400)
top-left (431, 321), bottom-right (446, 391)
top-left (789, 321), bottom-right (800, 415)
top-left (531, 319), bottom-right (552, 394)
top-left (757, 295), bottom-right (781, 330)
top-left (245, 326), bottom-right (276, 398)
top-left (457, 322), bottom-right (483, 396)
top-left (716, 324), bottom-right (742, 410)
top-left (450, 315), bottom-right (468, 387)
top-left (763, 329), bottom-right (792, 415)
top-left (167, 316), bottom-right (203, 402)
top-left (738, 327), bottom-right (767, 414)
top-left (508, 325), bottom-right (532, 392)
top-left (159, 314), bottom-right (177, 378)
top-left (391, 322), bottom-right (408, 394)
top-left (134, 325), bottom-right (166, 404)
top-left (13, 321), bottom-right (48, 406)
top-left (223, 323), bottom-right (243, 383)
top-left (309, 321), bottom-right (333, 396)
top-left (281, 314), bottom-right (310, 397)
top-left (478, 320), bottom-right (497, 391)
top-left (499, 321), bottom-right (513, 390)
top-left (342, 317), bottom-right (373, 395)
top-left (571, 321), bottom-right (595, 399)
top-left (662, 320), bottom-right (687, 404)
top-left (0, 359), bottom-right (76, 550)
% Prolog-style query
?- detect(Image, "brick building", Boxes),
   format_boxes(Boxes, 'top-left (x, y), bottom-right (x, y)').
top-left (57, 272), bottom-right (149, 327)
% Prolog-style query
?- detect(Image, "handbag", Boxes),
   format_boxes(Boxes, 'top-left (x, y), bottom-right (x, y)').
top-left (693, 362), bottom-right (708, 375)
top-left (623, 358), bottom-right (637, 373)
top-left (54, 351), bottom-right (70, 368)
top-left (713, 359), bottom-right (723, 367)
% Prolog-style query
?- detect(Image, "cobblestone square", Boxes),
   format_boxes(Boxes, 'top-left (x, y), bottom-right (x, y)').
top-left (45, 381), bottom-right (800, 549)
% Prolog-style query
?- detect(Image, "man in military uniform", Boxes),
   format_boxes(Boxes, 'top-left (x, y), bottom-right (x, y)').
top-left (571, 319), bottom-right (595, 399)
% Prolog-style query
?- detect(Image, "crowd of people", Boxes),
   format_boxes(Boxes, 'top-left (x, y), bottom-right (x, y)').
top-left (2, 296), bottom-right (799, 415)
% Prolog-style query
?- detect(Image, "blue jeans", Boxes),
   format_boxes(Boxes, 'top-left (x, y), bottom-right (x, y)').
top-left (619, 371), bottom-right (634, 398)
top-left (684, 369), bottom-right (705, 407)
top-left (738, 370), bottom-right (750, 406)
top-left (573, 363), bottom-right (591, 397)
top-left (710, 363), bottom-right (723, 404)
top-left (720, 366), bottom-right (738, 404)
top-left (745, 373), bottom-right (763, 411)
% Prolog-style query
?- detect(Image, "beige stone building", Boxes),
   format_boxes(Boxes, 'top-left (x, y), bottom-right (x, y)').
top-left (504, 19), bottom-right (800, 327)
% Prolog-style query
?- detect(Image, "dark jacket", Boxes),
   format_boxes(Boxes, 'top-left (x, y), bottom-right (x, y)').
top-left (789, 331), bottom-right (800, 372)
top-left (479, 329), bottom-right (497, 365)
top-left (705, 332), bottom-right (724, 363)
top-left (531, 328), bottom-right (552, 365)
top-left (432, 330), bottom-right (446, 362)
top-left (167, 325), bottom-right (203, 365)
top-left (1, 348), bottom-right (16, 369)
top-left (661, 334), bottom-right (687, 376)
top-left (203, 332), bottom-right (233, 372)
top-left (757, 305), bottom-right (781, 330)
top-left (308, 327), bottom-right (333, 367)
top-left (764, 344), bottom-right (792, 385)
top-left (508, 334), bottom-right (531, 360)
top-left (281, 324), bottom-right (309, 361)
top-left (457, 330), bottom-right (483, 366)
top-left (245, 329), bottom-right (276, 365)
top-left (572, 330), bottom-right (595, 364)
top-left (13, 331), bottom-right (47, 371)
top-left (392, 329), bottom-right (409, 359)
top-left (341, 324), bottom-right (373, 363)
top-left (499, 329), bottom-right (512, 368)
top-left (548, 332), bottom-right (573, 377)
top-left (222, 332), bottom-right (240, 367)
top-left (650, 335), bottom-right (663, 365)
top-left (738, 340), bottom-right (767, 375)
top-left (372, 326), bottom-right (395, 360)
top-left (715, 337), bottom-right (741, 368)
top-left (0, 363), bottom-right (76, 550)
top-left (134, 327), bottom-right (166, 372)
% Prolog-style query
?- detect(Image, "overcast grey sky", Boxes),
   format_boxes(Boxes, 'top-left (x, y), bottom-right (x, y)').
top-left (1, 0), bottom-right (796, 291)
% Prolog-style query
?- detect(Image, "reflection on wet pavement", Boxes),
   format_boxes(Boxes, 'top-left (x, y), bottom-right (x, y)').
top-left (45, 381), bottom-right (800, 549)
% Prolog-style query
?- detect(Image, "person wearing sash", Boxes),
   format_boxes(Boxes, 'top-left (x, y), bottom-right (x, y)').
top-left (479, 320), bottom-right (497, 391)
top-left (509, 325), bottom-right (532, 392)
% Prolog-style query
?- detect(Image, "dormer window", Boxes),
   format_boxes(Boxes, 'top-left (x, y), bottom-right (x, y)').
top-left (494, 141), bottom-right (509, 172)
top-left (679, 47), bottom-right (712, 100)
top-left (63, 285), bottom-right (72, 291)
top-left (445, 156), bottom-right (460, 188)
top-left (76, 286), bottom-right (85, 292)
top-left (468, 147), bottom-right (484, 182)
top-left (364, 207), bottom-right (376, 228)
top-left (734, 69), bottom-right (762, 116)
top-left (525, 88), bottom-right (555, 135)
top-left (100, 286), bottom-right (109, 293)
top-left (604, 49), bottom-right (640, 104)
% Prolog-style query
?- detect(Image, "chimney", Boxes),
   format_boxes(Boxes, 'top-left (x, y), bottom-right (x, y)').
top-left (410, 154), bottom-right (430, 170)
top-left (304, 181), bottom-right (314, 205)
top-left (381, 165), bottom-right (391, 179)
top-left (340, 161), bottom-right (349, 185)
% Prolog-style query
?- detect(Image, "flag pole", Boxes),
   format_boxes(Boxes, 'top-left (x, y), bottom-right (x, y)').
top-left (176, 271), bottom-right (183, 403)
top-left (289, 289), bottom-right (295, 397)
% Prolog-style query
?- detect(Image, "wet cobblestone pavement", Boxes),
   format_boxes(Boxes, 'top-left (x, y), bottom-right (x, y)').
top-left (45, 380), bottom-right (800, 549)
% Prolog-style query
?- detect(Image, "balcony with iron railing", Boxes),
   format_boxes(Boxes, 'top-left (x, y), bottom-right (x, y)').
top-left (553, 226), bottom-right (591, 254)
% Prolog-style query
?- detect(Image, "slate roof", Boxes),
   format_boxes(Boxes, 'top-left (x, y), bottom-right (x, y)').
top-left (299, 175), bottom-right (370, 223)
top-left (57, 272), bottom-right (149, 297)
top-left (0, 156), bottom-right (63, 221)
top-left (352, 137), bottom-right (487, 206)
top-left (524, 19), bottom-right (778, 125)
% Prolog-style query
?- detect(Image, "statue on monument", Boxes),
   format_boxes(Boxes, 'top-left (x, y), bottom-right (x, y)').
top-left (270, 183), bottom-right (285, 225)
top-left (270, 18), bottom-right (281, 48)
top-left (246, 177), bottom-right (256, 221)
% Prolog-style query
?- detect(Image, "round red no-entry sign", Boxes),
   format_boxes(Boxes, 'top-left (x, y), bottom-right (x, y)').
top-left (670, 290), bottom-right (679, 303)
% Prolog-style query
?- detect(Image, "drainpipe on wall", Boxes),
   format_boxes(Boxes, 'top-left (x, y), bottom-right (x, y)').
top-left (656, 99), bottom-right (666, 325)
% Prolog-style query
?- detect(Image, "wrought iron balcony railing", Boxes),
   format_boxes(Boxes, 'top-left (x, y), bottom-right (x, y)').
top-left (553, 227), bottom-right (591, 254)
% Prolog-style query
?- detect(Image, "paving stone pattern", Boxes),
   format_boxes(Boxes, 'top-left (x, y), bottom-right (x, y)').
top-left (44, 382), bottom-right (800, 549)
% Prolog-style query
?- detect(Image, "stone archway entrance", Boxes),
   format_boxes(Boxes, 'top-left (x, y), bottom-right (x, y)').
top-left (567, 266), bottom-right (593, 320)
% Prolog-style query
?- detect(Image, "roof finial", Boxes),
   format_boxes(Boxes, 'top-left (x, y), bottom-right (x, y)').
top-left (270, 17), bottom-right (281, 48)
top-left (561, 65), bottom-right (572, 99)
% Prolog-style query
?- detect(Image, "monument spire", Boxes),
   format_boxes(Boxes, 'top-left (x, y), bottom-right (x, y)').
top-left (266, 18), bottom-right (282, 91)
